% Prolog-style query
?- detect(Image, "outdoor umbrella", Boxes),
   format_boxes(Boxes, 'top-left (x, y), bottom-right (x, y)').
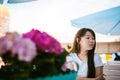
top-left (71, 6), bottom-right (120, 35)
top-left (0, 0), bottom-right (37, 4)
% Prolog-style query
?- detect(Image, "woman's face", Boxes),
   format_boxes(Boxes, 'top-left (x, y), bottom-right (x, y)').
top-left (79, 31), bottom-right (95, 51)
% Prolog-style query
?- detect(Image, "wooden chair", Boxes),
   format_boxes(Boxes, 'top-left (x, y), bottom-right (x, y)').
top-left (103, 61), bottom-right (120, 80)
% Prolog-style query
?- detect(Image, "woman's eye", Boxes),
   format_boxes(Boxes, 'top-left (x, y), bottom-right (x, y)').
top-left (86, 37), bottom-right (89, 39)
top-left (86, 37), bottom-right (94, 40)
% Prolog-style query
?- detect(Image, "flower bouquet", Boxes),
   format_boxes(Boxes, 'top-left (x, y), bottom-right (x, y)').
top-left (0, 29), bottom-right (77, 80)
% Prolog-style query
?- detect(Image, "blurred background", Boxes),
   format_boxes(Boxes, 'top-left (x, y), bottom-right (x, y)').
top-left (0, 0), bottom-right (120, 63)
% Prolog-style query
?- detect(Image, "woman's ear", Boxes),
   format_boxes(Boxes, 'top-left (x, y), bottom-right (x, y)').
top-left (76, 38), bottom-right (79, 43)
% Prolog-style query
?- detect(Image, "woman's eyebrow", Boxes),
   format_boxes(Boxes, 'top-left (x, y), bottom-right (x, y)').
top-left (84, 35), bottom-right (91, 36)
top-left (84, 35), bottom-right (94, 38)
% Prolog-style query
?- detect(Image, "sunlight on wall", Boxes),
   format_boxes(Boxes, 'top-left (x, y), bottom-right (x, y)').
top-left (0, 4), bottom-right (10, 36)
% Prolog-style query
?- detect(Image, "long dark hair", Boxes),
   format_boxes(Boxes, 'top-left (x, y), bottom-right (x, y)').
top-left (71, 28), bottom-right (96, 78)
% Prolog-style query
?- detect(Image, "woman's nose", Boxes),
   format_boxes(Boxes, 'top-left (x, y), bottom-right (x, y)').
top-left (90, 38), bottom-right (94, 42)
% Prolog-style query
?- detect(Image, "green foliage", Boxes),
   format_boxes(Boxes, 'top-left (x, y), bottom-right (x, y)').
top-left (0, 48), bottom-right (70, 79)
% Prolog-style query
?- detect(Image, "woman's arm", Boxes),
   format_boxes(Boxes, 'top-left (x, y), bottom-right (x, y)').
top-left (66, 62), bottom-right (105, 80)
top-left (76, 76), bottom-right (96, 80)
top-left (76, 74), bottom-right (104, 80)
top-left (77, 66), bottom-right (105, 80)
top-left (95, 66), bottom-right (105, 80)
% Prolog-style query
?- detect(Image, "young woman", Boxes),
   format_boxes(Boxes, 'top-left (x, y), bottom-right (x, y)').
top-left (66, 28), bottom-right (105, 80)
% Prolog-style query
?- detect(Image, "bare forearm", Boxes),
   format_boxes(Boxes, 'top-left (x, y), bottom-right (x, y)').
top-left (76, 75), bottom-right (105, 80)
top-left (77, 76), bottom-right (96, 80)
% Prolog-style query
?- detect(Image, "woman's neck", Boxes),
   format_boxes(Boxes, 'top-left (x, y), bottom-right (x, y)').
top-left (80, 50), bottom-right (88, 55)
top-left (78, 50), bottom-right (88, 60)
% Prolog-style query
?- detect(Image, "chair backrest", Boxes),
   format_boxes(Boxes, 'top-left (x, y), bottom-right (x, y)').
top-left (114, 53), bottom-right (120, 61)
top-left (107, 61), bottom-right (120, 65)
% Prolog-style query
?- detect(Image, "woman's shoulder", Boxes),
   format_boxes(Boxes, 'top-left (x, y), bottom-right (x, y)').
top-left (94, 53), bottom-right (101, 57)
top-left (67, 52), bottom-right (77, 57)
top-left (94, 53), bottom-right (103, 67)
top-left (66, 53), bottom-right (77, 61)
top-left (94, 53), bottom-right (102, 61)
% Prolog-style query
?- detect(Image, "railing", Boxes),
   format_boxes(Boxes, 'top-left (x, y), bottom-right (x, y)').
top-left (103, 61), bottom-right (120, 80)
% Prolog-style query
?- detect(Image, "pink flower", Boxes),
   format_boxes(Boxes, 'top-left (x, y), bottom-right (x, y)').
top-left (11, 38), bottom-right (37, 62)
top-left (0, 32), bottom-right (20, 55)
top-left (0, 32), bottom-right (37, 62)
top-left (0, 29), bottom-right (69, 77)
top-left (23, 29), bottom-right (63, 55)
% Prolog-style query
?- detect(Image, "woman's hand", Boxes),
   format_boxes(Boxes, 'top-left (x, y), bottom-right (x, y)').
top-left (65, 61), bottom-right (74, 71)
top-left (95, 74), bottom-right (105, 80)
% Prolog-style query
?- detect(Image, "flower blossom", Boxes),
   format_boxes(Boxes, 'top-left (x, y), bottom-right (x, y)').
top-left (0, 32), bottom-right (20, 55)
top-left (0, 32), bottom-right (37, 62)
top-left (11, 38), bottom-right (37, 62)
top-left (23, 29), bottom-right (63, 55)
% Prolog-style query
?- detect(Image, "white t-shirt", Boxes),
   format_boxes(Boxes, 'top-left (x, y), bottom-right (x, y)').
top-left (66, 53), bottom-right (103, 77)
top-left (111, 52), bottom-right (120, 61)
